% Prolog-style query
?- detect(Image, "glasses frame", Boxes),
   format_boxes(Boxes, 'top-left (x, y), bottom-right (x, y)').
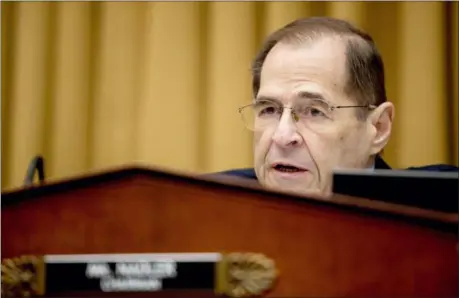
top-left (237, 100), bottom-right (377, 131)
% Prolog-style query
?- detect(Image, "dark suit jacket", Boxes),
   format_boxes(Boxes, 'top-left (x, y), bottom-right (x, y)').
top-left (212, 155), bottom-right (458, 180)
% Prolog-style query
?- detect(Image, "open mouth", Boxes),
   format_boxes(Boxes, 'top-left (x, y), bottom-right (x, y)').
top-left (273, 164), bottom-right (307, 173)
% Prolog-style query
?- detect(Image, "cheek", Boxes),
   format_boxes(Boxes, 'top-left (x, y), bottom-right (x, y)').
top-left (254, 129), bottom-right (275, 171)
top-left (339, 129), bottom-right (370, 163)
top-left (300, 128), bottom-right (341, 171)
top-left (308, 123), bottom-right (368, 169)
top-left (254, 130), bottom-right (272, 161)
top-left (300, 127), bottom-right (331, 155)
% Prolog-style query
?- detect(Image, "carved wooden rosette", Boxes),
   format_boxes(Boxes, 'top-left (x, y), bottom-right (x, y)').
top-left (1, 255), bottom-right (45, 297)
top-left (216, 253), bottom-right (278, 298)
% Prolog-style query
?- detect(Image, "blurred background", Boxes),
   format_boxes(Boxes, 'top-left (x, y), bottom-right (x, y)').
top-left (1, 1), bottom-right (458, 190)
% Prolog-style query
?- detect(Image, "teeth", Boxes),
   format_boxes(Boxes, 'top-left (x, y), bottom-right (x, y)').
top-left (275, 165), bottom-right (300, 172)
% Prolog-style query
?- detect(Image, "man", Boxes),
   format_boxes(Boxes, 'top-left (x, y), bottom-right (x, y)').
top-left (214, 17), bottom-right (457, 196)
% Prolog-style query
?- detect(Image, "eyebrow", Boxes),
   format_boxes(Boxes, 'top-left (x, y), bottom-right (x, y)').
top-left (255, 96), bottom-right (280, 104)
top-left (256, 91), bottom-right (331, 105)
top-left (297, 91), bottom-right (328, 102)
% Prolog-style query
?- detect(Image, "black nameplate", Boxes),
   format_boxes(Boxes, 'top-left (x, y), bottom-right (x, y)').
top-left (43, 253), bottom-right (220, 293)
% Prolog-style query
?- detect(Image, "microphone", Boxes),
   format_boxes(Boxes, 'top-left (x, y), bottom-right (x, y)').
top-left (24, 155), bottom-right (46, 187)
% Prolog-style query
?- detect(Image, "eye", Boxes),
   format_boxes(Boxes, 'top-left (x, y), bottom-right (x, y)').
top-left (298, 106), bottom-right (327, 118)
top-left (308, 107), bottom-right (326, 117)
top-left (259, 106), bottom-right (277, 115)
top-left (254, 101), bottom-right (280, 117)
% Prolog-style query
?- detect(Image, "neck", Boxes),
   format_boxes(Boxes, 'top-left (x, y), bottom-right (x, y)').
top-left (365, 155), bottom-right (378, 169)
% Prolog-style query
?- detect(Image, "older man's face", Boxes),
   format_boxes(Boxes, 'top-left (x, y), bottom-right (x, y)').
top-left (254, 37), bottom-right (375, 195)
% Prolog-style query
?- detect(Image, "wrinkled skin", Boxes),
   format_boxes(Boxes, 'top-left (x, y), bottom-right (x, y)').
top-left (254, 37), bottom-right (394, 196)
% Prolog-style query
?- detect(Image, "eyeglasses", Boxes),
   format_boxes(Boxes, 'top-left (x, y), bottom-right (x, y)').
top-left (238, 99), bottom-right (376, 132)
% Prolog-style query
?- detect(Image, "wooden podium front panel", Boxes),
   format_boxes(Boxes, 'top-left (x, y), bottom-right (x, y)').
top-left (2, 171), bottom-right (457, 297)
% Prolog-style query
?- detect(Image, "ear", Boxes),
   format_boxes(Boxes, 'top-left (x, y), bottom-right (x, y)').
top-left (367, 101), bottom-right (394, 155)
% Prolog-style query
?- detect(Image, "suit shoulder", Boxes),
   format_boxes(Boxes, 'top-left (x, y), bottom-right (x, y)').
top-left (202, 168), bottom-right (257, 180)
top-left (406, 164), bottom-right (459, 172)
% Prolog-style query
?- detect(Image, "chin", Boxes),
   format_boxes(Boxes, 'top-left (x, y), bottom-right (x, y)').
top-left (263, 173), bottom-right (322, 195)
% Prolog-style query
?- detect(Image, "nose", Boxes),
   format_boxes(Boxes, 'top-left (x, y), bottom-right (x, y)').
top-left (271, 109), bottom-right (303, 148)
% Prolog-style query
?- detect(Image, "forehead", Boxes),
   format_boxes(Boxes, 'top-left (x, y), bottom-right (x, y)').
top-left (258, 37), bottom-right (348, 103)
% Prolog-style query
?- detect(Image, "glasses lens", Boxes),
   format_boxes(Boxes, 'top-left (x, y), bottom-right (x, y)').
top-left (239, 106), bottom-right (256, 130)
top-left (240, 101), bottom-right (283, 131)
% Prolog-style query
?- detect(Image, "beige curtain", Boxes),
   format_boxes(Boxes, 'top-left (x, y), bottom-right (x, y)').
top-left (1, 1), bottom-right (457, 190)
